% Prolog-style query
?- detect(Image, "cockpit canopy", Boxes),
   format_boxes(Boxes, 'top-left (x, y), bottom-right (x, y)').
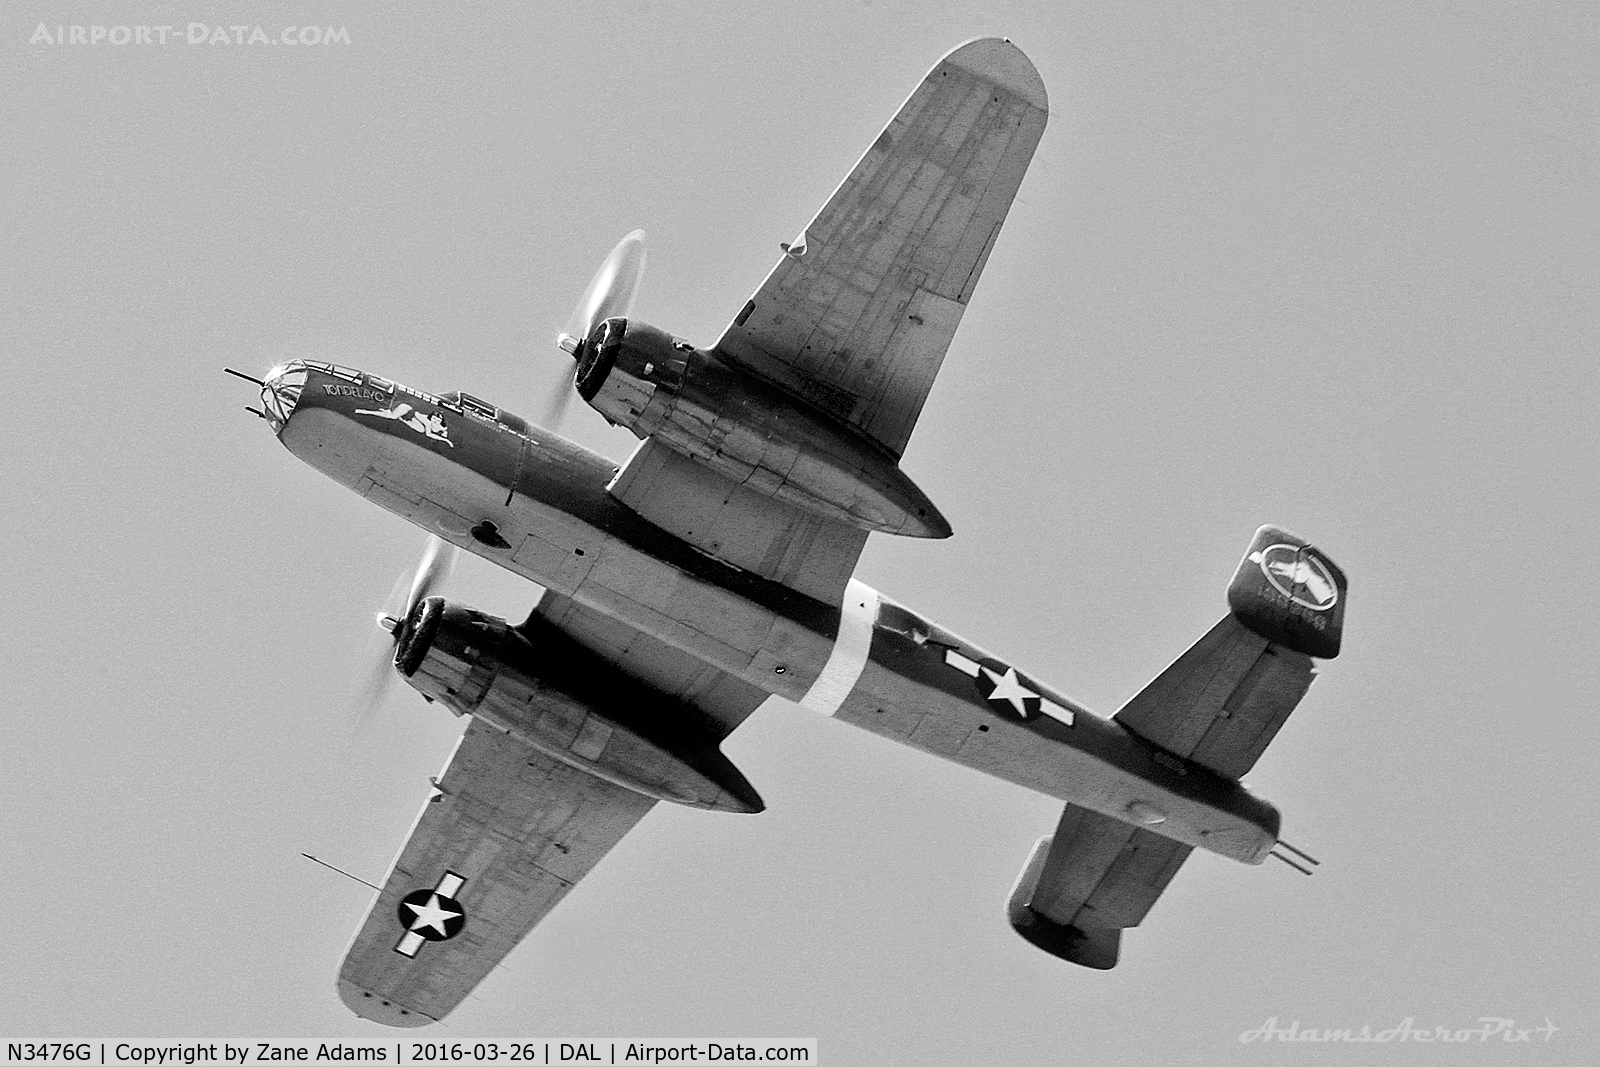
top-left (260, 359), bottom-right (375, 432)
top-left (258, 360), bottom-right (533, 438)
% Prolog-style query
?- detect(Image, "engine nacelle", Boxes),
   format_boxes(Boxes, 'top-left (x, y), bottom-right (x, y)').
top-left (394, 597), bottom-right (763, 813)
top-left (573, 318), bottom-right (951, 538)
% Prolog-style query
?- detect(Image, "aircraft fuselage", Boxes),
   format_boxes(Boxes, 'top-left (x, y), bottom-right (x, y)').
top-left (266, 359), bottom-right (1281, 864)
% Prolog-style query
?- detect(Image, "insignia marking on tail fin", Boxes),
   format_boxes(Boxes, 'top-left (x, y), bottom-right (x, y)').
top-left (1249, 546), bottom-right (1339, 610)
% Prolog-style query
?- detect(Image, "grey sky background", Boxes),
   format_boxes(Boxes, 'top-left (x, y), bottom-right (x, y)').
top-left (4, 1), bottom-right (1596, 1063)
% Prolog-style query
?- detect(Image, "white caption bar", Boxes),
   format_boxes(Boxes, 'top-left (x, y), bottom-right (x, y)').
top-left (1, 1039), bottom-right (819, 1066)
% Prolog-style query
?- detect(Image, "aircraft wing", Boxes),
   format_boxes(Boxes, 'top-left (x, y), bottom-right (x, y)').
top-left (337, 718), bottom-right (656, 1027)
top-left (712, 37), bottom-right (1048, 458)
top-left (1007, 803), bottom-right (1193, 969)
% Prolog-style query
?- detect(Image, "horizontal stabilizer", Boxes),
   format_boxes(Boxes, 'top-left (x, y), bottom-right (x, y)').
top-left (1007, 803), bottom-right (1192, 969)
top-left (1114, 526), bottom-right (1346, 779)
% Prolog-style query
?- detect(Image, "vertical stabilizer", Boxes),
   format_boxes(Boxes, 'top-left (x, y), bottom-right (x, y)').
top-left (1227, 525), bottom-right (1347, 660)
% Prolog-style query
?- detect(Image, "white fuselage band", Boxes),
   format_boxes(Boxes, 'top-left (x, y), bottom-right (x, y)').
top-left (799, 578), bottom-right (879, 717)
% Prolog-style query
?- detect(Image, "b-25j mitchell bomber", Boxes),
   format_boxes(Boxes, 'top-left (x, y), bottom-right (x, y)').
top-left (238, 38), bottom-right (1347, 1026)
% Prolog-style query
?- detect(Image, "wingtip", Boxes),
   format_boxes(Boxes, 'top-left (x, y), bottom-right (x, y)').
top-left (337, 978), bottom-right (438, 1028)
top-left (942, 37), bottom-right (1048, 112)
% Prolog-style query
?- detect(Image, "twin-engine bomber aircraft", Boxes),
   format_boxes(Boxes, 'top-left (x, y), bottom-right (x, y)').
top-left (240, 39), bottom-right (1347, 1026)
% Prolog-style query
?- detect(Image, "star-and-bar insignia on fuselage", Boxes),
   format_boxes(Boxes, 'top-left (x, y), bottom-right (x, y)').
top-left (394, 872), bottom-right (467, 958)
top-left (943, 649), bottom-right (1074, 725)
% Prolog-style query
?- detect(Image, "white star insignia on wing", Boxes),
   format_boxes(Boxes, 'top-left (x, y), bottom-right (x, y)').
top-left (405, 893), bottom-right (462, 936)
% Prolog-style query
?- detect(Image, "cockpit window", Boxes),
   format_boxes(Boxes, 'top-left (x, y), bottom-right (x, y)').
top-left (452, 392), bottom-right (498, 420)
top-left (438, 390), bottom-right (529, 434)
top-left (298, 359), bottom-right (364, 383)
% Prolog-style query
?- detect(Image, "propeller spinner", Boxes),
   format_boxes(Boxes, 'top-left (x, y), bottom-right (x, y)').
top-left (542, 229), bottom-right (647, 430)
top-left (353, 535), bottom-right (459, 729)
